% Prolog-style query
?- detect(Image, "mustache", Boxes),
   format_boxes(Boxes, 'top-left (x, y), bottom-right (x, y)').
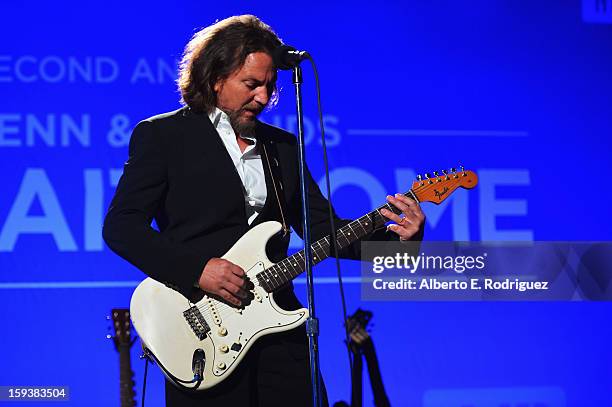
top-left (222, 104), bottom-right (264, 124)
top-left (240, 106), bottom-right (263, 115)
top-left (241, 103), bottom-right (263, 115)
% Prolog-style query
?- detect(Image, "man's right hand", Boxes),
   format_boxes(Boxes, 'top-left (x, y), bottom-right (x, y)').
top-left (198, 258), bottom-right (249, 306)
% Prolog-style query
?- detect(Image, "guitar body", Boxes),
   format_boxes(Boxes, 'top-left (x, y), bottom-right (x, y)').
top-left (130, 221), bottom-right (308, 390)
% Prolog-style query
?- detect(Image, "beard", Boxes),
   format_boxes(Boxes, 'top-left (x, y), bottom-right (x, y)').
top-left (226, 106), bottom-right (260, 138)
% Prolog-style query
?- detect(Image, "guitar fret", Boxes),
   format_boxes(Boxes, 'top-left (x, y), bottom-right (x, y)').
top-left (275, 263), bottom-right (289, 286)
top-left (311, 244), bottom-right (320, 262)
top-left (281, 258), bottom-right (296, 284)
top-left (407, 189), bottom-right (419, 203)
top-left (386, 202), bottom-right (401, 215)
top-left (268, 264), bottom-right (284, 287)
top-left (354, 218), bottom-right (369, 235)
top-left (267, 267), bottom-right (279, 284)
top-left (321, 238), bottom-right (330, 250)
top-left (322, 239), bottom-right (331, 257)
top-left (279, 258), bottom-right (292, 278)
top-left (346, 223), bottom-right (357, 239)
top-left (313, 241), bottom-right (326, 263)
top-left (286, 255), bottom-right (302, 278)
top-left (337, 229), bottom-right (350, 248)
top-left (256, 273), bottom-right (271, 292)
top-left (312, 244), bottom-right (322, 264)
top-left (296, 252), bottom-right (305, 275)
top-left (372, 209), bottom-right (387, 229)
top-left (366, 215), bottom-right (374, 232)
top-left (302, 247), bottom-right (312, 264)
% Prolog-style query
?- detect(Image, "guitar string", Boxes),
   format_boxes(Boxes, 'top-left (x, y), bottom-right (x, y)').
top-left (191, 173), bottom-right (470, 323)
top-left (249, 184), bottom-right (443, 291)
top-left (251, 175), bottom-right (470, 290)
top-left (196, 293), bottom-right (256, 319)
top-left (195, 204), bottom-right (402, 319)
top-left (194, 279), bottom-right (266, 321)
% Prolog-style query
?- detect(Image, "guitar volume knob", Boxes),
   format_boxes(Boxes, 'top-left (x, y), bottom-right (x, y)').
top-left (218, 327), bottom-right (228, 336)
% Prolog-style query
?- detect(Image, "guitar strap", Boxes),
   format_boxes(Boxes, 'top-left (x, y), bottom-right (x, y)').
top-left (261, 142), bottom-right (290, 237)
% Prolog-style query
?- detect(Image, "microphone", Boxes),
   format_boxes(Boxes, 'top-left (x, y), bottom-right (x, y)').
top-left (272, 45), bottom-right (310, 70)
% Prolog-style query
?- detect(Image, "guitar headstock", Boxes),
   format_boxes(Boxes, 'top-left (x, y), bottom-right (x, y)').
top-left (109, 308), bottom-right (133, 349)
top-left (346, 308), bottom-right (373, 332)
top-left (108, 308), bottom-right (137, 407)
top-left (411, 166), bottom-right (478, 204)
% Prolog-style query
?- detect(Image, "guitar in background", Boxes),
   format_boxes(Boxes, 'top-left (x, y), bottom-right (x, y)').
top-left (334, 309), bottom-right (390, 407)
top-left (108, 308), bottom-right (137, 407)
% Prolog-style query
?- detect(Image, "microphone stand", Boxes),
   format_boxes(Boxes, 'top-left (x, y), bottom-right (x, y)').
top-left (292, 64), bottom-right (322, 407)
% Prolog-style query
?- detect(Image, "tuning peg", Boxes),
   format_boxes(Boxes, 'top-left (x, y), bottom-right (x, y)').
top-left (424, 173), bottom-right (430, 178)
top-left (451, 167), bottom-right (456, 173)
top-left (416, 174), bottom-right (422, 181)
top-left (106, 315), bottom-right (111, 320)
top-left (442, 169), bottom-right (448, 175)
top-left (106, 334), bottom-right (112, 340)
top-left (433, 171), bottom-right (439, 177)
top-left (460, 165), bottom-right (465, 172)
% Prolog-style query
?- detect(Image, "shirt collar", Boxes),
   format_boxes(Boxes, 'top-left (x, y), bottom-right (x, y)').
top-left (208, 107), bottom-right (257, 142)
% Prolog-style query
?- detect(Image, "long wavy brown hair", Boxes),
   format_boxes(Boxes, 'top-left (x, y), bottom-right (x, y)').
top-left (178, 15), bottom-right (282, 114)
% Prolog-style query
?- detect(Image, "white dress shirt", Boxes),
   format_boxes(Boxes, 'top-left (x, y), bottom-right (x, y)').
top-left (208, 107), bottom-right (267, 225)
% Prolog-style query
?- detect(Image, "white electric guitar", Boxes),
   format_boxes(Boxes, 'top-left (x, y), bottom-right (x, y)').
top-left (130, 168), bottom-right (478, 390)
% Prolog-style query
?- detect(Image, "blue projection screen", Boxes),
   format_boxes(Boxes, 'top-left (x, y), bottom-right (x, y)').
top-left (1, 1), bottom-right (611, 406)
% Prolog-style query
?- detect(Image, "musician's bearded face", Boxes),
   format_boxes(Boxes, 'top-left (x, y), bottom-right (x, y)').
top-left (214, 52), bottom-right (276, 136)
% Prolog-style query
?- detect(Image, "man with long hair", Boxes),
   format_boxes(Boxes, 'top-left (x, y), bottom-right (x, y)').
top-left (103, 15), bottom-right (424, 406)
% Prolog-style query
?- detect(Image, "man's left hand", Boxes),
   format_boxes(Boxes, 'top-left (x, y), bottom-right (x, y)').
top-left (380, 193), bottom-right (425, 241)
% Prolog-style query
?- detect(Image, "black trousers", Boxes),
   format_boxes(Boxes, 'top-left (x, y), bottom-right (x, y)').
top-left (165, 325), bottom-right (328, 407)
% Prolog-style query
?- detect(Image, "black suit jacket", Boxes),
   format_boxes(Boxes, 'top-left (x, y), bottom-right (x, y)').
top-left (103, 106), bottom-right (397, 299)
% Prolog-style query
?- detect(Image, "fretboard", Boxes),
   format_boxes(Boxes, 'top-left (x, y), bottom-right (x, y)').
top-left (119, 346), bottom-right (136, 407)
top-left (256, 191), bottom-right (414, 292)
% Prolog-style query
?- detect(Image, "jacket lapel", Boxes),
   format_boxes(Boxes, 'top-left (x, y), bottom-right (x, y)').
top-left (184, 108), bottom-right (248, 222)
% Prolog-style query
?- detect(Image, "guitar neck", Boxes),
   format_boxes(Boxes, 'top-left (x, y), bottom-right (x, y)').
top-left (118, 345), bottom-right (136, 407)
top-left (256, 190), bottom-right (414, 292)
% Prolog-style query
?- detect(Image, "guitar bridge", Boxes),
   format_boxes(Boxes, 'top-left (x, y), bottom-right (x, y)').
top-left (183, 306), bottom-right (210, 340)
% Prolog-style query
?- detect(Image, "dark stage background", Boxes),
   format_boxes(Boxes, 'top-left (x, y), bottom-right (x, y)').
top-left (1, 1), bottom-right (611, 406)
